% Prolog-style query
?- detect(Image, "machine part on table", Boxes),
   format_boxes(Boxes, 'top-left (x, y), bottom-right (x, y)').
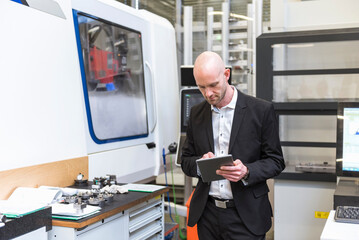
top-left (103, 193), bottom-right (114, 203)
top-left (73, 198), bottom-right (87, 213)
top-left (74, 173), bottom-right (88, 186)
top-left (64, 195), bottom-right (78, 204)
top-left (88, 196), bottom-right (105, 208)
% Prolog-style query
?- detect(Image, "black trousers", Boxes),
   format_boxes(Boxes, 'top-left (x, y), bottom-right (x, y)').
top-left (197, 198), bottom-right (266, 240)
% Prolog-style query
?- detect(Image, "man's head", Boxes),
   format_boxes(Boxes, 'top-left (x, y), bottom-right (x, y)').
top-left (193, 51), bottom-right (232, 108)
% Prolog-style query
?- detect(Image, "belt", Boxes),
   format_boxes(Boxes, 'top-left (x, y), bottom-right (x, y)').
top-left (209, 196), bottom-right (235, 209)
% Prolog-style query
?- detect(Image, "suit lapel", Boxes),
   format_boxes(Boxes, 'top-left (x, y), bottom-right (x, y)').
top-left (204, 103), bottom-right (215, 153)
top-left (229, 90), bottom-right (247, 153)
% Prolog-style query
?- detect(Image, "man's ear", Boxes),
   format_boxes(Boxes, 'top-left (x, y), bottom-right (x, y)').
top-left (224, 68), bottom-right (231, 81)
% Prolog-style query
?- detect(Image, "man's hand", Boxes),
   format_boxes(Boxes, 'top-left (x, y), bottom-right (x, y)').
top-left (197, 152), bottom-right (216, 178)
top-left (201, 152), bottom-right (215, 159)
top-left (216, 159), bottom-right (248, 182)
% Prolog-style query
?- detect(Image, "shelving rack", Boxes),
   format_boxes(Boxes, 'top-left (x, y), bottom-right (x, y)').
top-left (256, 27), bottom-right (359, 240)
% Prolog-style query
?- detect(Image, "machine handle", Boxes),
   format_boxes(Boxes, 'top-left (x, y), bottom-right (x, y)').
top-left (145, 61), bottom-right (157, 133)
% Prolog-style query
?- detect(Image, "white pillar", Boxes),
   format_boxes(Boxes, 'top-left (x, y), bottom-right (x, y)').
top-left (207, 7), bottom-right (214, 51)
top-left (221, 2), bottom-right (229, 65)
top-left (183, 6), bottom-right (193, 65)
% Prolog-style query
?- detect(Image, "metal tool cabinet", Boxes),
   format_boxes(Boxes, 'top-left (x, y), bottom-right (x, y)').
top-left (49, 189), bottom-right (167, 240)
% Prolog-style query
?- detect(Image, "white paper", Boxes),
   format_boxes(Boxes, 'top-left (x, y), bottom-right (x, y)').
top-left (51, 203), bottom-right (101, 217)
top-left (52, 211), bottom-right (100, 220)
top-left (8, 187), bottom-right (62, 205)
top-left (39, 185), bottom-right (78, 196)
top-left (1, 186), bottom-right (63, 218)
top-left (123, 183), bottom-right (165, 193)
top-left (0, 200), bottom-right (45, 217)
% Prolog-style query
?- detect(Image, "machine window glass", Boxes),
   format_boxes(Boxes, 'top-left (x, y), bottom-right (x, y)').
top-left (272, 41), bottom-right (359, 71)
top-left (273, 74), bottom-right (359, 102)
top-left (76, 13), bottom-right (148, 142)
top-left (279, 115), bottom-right (336, 143)
top-left (282, 146), bottom-right (336, 168)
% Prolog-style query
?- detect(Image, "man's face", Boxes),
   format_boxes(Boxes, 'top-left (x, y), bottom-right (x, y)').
top-left (195, 69), bottom-right (228, 107)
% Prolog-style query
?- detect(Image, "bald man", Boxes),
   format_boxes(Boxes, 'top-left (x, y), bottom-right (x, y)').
top-left (181, 51), bottom-right (285, 240)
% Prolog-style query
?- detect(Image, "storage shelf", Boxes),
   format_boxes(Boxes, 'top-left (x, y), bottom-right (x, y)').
top-left (280, 141), bottom-right (336, 148)
top-left (256, 28), bottom-right (359, 183)
top-left (273, 68), bottom-right (359, 76)
top-left (273, 102), bottom-right (338, 115)
top-left (275, 165), bottom-right (336, 182)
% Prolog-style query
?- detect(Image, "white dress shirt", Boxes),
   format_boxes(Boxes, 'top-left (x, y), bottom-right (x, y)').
top-left (208, 87), bottom-right (237, 199)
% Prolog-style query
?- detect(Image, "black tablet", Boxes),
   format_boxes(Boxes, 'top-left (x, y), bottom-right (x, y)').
top-left (196, 155), bottom-right (234, 183)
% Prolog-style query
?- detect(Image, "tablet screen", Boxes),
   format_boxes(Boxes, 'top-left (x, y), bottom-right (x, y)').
top-left (196, 155), bottom-right (234, 182)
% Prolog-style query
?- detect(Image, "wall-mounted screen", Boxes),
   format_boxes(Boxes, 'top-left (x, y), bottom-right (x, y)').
top-left (336, 102), bottom-right (359, 177)
top-left (74, 12), bottom-right (148, 144)
top-left (180, 88), bottom-right (204, 133)
top-left (176, 88), bottom-right (204, 166)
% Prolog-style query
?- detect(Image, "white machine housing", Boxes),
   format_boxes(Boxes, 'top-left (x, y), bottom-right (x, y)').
top-left (0, 0), bottom-right (179, 183)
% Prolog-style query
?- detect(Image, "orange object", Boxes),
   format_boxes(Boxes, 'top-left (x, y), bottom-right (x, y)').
top-left (185, 190), bottom-right (199, 240)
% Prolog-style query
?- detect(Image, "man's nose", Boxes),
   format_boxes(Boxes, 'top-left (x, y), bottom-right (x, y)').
top-left (205, 88), bottom-right (213, 97)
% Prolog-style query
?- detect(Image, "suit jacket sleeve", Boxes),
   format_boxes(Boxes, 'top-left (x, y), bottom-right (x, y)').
top-left (244, 103), bottom-right (285, 185)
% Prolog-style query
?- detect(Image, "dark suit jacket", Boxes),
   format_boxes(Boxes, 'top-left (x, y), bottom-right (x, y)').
top-left (181, 89), bottom-right (285, 236)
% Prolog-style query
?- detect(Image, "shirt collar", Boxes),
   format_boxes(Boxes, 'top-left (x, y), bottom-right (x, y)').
top-left (211, 86), bottom-right (237, 112)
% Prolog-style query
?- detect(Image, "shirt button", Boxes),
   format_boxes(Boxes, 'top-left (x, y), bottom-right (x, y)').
top-left (221, 184), bottom-right (223, 187)
top-left (220, 133), bottom-right (222, 137)
top-left (221, 151), bottom-right (224, 154)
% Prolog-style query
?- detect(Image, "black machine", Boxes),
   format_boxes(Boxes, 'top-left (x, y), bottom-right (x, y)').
top-left (180, 88), bottom-right (204, 133)
top-left (334, 102), bottom-right (359, 219)
top-left (336, 102), bottom-right (359, 178)
top-left (176, 88), bottom-right (203, 166)
top-left (180, 65), bottom-right (232, 87)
